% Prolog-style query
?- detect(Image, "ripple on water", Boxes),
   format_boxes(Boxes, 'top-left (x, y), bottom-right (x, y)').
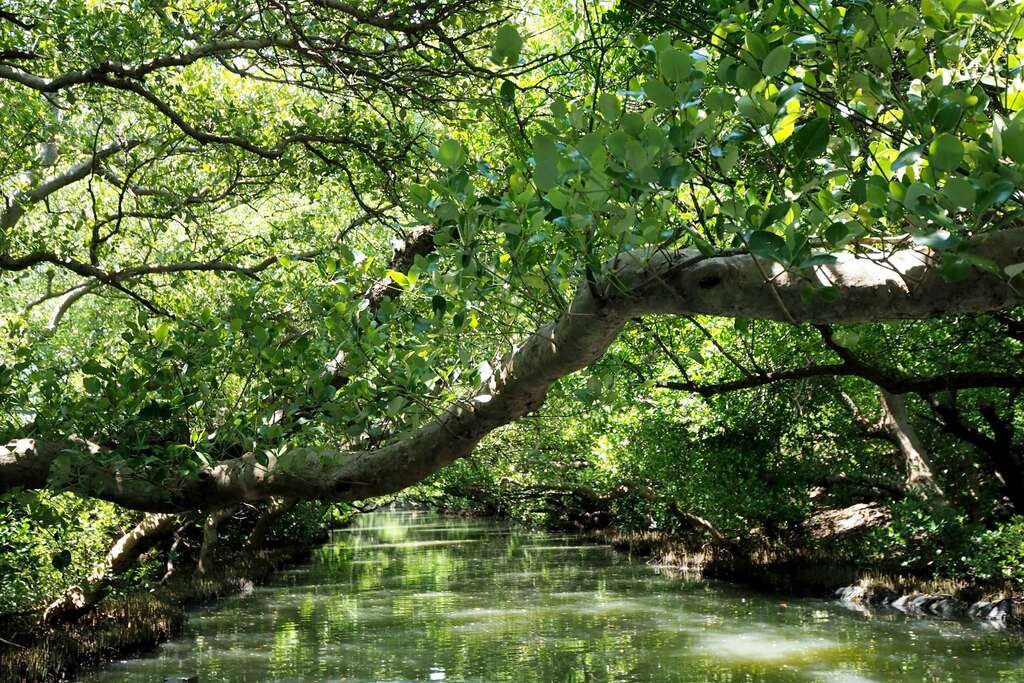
top-left (809, 670), bottom-right (881, 683)
top-left (352, 539), bottom-right (481, 549)
top-left (691, 630), bottom-right (851, 665)
top-left (446, 607), bottom-right (532, 620)
top-left (519, 544), bottom-right (612, 551)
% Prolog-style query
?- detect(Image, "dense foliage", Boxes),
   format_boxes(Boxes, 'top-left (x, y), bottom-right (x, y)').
top-left (1, 0), bottom-right (1023, 620)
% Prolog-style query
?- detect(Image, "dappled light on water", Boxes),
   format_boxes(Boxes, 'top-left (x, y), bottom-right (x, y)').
top-left (81, 511), bottom-right (1024, 682)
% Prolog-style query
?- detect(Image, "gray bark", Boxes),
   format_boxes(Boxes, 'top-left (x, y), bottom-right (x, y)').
top-left (878, 391), bottom-right (946, 504)
top-left (196, 505), bottom-right (241, 575)
top-left (5, 229), bottom-right (1024, 511)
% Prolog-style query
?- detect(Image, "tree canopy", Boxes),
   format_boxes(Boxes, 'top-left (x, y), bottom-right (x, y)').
top-left (2, 0), bottom-right (1024, 619)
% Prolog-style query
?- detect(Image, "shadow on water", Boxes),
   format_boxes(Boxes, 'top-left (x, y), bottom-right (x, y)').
top-left (80, 510), bottom-right (1024, 683)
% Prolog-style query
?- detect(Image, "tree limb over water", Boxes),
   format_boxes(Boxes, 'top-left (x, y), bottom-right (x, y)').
top-left (4, 228), bottom-right (1023, 511)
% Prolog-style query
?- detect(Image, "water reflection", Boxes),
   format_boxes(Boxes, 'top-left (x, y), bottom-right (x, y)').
top-left (81, 510), bottom-right (1024, 682)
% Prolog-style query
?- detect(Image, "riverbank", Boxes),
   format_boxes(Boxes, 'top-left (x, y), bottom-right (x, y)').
top-left (0, 541), bottom-right (318, 683)
top-left (583, 526), bottom-right (1024, 631)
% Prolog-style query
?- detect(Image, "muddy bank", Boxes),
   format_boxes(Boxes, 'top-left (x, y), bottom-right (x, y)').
top-left (0, 541), bottom-right (317, 683)
top-left (582, 526), bottom-right (1024, 631)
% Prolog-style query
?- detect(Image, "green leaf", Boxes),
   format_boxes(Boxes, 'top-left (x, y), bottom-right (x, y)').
top-left (1005, 263), bottom-right (1024, 278)
top-left (941, 177), bottom-right (976, 209)
top-left (532, 134), bottom-right (560, 191)
top-left (716, 145), bottom-right (738, 174)
top-left (152, 321), bottom-right (171, 344)
top-left (490, 25), bottom-right (523, 66)
top-left (386, 270), bottom-right (410, 287)
top-left (747, 230), bottom-right (788, 261)
top-left (644, 80), bottom-right (676, 109)
top-left (598, 93), bottom-right (620, 120)
top-left (437, 139), bottom-right (467, 170)
top-left (659, 165), bottom-right (690, 189)
top-left (825, 222), bottom-right (850, 246)
top-left (431, 294), bottom-right (447, 317)
top-left (799, 254), bottom-right (838, 267)
top-left (961, 252), bottom-right (1001, 275)
top-left (51, 549), bottom-right (72, 571)
top-left (658, 48), bottom-right (690, 83)
top-left (683, 225), bottom-right (714, 256)
top-left (621, 112), bottom-right (644, 136)
top-left (83, 376), bottom-right (102, 394)
top-left (251, 325), bottom-right (269, 348)
top-left (891, 145), bottom-right (924, 171)
top-left (832, 329), bottom-right (861, 348)
top-left (790, 118), bottom-right (830, 160)
top-left (737, 95), bottom-right (763, 122)
top-left (499, 80), bottom-right (516, 104)
top-left (937, 254), bottom-right (972, 281)
top-left (745, 32), bottom-right (769, 60)
top-left (904, 182), bottom-right (934, 212)
top-left (976, 180), bottom-right (1016, 212)
top-left (736, 65), bottom-right (761, 91)
top-left (1002, 122), bottom-right (1024, 163)
top-left (762, 45), bottom-right (792, 77)
top-left (408, 184), bottom-right (431, 206)
top-left (929, 133), bottom-right (964, 171)
top-left (802, 286), bottom-right (841, 304)
top-left (912, 229), bottom-right (960, 250)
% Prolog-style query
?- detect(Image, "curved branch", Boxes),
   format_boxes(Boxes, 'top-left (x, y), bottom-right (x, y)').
top-left (4, 229), bottom-right (1024, 511)
top-left (657, 323), bottom-right (1023, 396)
top-left (0, 39), bottom-right (307, 93)
top-left (658, 367), bottom-right (1024, 396)
top-left (197, 504), bottom-right (241, 575)
top-left (247, 498), bottom-right (298, 549)
top-left (47, 282), bottom-right (99, 330)
top-left (42, 512), bottom-right (178, 624)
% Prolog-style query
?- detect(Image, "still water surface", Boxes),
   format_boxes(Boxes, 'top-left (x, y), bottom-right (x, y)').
top-left (82, 510), bottom-right (1024, 682)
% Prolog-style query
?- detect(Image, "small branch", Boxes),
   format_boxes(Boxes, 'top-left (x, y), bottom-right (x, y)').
top-left (1, 139), bottom-right (143, 230)
top-left (657, 324), bottom-right (1023, 396)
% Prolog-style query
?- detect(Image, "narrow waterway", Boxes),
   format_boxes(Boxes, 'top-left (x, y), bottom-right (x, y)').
top-left (82, 510), bottom-right (1023, 682)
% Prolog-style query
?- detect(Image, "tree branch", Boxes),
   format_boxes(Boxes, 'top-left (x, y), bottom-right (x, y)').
top-left (1, 139), bottom-right (143, 230)
top-left (4, 229), bottom-right (1024, 511)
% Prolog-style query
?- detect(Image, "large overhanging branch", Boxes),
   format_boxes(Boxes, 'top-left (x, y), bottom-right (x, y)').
top-left (4, 229), bottom-right (1024, 511)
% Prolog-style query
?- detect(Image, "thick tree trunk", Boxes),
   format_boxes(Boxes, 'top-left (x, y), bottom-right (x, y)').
top-left (247, 498), bottom-right (298, 550)
top-left (878, 391), bottom-right (946, 505)
top-left (43, 513), bottom-right (177, 624)
top-left (5, 229), bottom-right (1024, 511)
top-left (196, 505), bottom-right (240, 576)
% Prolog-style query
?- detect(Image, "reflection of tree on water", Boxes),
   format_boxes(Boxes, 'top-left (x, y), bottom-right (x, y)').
top-left (81, 511), bottom-right (1024, 683)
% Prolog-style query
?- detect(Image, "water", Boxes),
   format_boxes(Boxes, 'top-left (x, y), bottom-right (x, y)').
top-left (81, 511), bottom-right (1024, 682)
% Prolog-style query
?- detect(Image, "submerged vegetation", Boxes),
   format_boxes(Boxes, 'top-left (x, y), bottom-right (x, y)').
top-left (1, 0), bottom-right (1024, 674)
